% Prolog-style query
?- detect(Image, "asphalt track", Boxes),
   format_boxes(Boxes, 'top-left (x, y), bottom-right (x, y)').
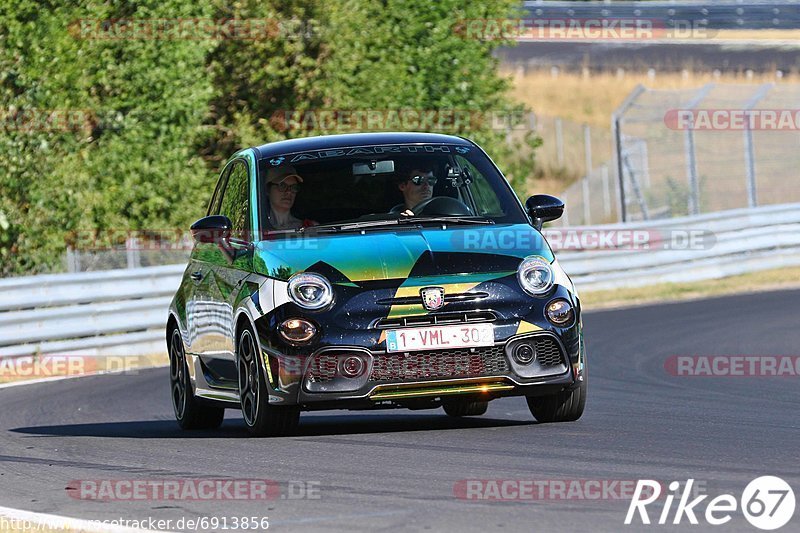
top-left (1, 289), bottom-right (798, 532)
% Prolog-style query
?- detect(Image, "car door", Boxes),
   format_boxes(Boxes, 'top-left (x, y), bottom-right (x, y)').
top-left (185, 164), bottom-right (230, 356)
top-left (195, 158), bottom-right (254, 382)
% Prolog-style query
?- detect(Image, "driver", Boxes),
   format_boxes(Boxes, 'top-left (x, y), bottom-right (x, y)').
top-left (393, 167), bottom-right (437, 216)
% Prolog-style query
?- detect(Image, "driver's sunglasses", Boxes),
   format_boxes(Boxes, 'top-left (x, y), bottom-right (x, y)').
top-left (272, 181), bottom-right (301, 193)
top-left (408, 175), bottom-right (437, 186)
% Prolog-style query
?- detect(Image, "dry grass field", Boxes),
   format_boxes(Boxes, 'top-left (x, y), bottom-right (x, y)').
top-left (506, 68), bottom-right (796, 128)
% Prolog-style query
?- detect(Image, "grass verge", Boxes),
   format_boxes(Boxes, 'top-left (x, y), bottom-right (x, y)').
top-left (580, 266), bottom-right (800, 311)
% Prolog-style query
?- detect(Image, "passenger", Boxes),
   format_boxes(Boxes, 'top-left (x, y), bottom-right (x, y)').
top-left (265, 165), bottom-right (316, 230)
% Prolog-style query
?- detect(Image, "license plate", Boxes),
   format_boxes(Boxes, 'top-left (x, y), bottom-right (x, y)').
top-left (385, 323), bottom-right (494, 353)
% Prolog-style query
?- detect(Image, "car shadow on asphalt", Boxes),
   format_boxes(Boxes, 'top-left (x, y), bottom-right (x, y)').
top-left (10, 413), bottom-right (534, 439)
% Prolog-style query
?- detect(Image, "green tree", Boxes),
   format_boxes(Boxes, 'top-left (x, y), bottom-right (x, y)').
top-left (0, 1), bottom-right (214, 275)
top-left (0, 0), bottom-right (541, 275)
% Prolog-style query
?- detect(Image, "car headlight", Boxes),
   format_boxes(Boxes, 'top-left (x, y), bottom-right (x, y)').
top-left (545, 299), bottom-right (574, 327)
top-left (517, 256), bottom-right (554, 297)
top-left (287, 273), bottom-right (334, 310)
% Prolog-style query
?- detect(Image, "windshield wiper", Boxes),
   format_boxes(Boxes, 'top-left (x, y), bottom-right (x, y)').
top-left (402, 216), bottom-right (495, 225)
top-left (298, 216), bottom-right (494, 235)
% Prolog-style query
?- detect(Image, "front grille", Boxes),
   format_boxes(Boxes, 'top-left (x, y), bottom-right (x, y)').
top-left (369, 346), bottom-right (509, 382)
top-left (306, 353), bottom-right (339, 383)
top-left (374, 311), bottom-right (496, 329)
top-left (306, 335), bottom-right (566, 385)
top-left (533, 337), bottom-right (564, 367)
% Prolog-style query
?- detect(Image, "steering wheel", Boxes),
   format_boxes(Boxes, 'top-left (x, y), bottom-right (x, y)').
top-left (411, 196), bottom-right (473, 216)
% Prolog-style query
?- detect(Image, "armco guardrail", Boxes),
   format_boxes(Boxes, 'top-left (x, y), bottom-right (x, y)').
top-left (0, 265), bottom-right (185, 358)
top-left (558, 203), bottom-right (800, 291)
top-left (1, 203), bottom-right (798, 358)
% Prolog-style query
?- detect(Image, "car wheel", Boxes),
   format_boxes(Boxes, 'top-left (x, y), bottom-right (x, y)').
top-left (237, 327), bottom-right (300, 437)
top-left (526, 378), bottom-right (586, 423)
top-left (442, 399), bottom-right (488, 417)
top-left (169, 328), bottom-right (225, 430)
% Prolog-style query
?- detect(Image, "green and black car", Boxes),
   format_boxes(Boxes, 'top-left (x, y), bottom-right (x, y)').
top-left (167, 132), bottom-right (587, 436)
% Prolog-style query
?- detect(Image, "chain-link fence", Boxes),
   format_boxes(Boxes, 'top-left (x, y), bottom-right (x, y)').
top-left (65, 239), bottom-right (190, 272)
top-left (532, 113), bottom-right (612, 183)
top-left (613, 83), bottom-right (800, 222)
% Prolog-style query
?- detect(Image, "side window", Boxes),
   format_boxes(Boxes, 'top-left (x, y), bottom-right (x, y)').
top-left (456, 156), bottom-right (504, 216)
top-left (207, 165), bottom-right (232, 216)
top-left (218, 161), bottom-right (251, 240)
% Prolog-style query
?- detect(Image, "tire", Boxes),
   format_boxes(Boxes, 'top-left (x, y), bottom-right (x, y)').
top-left (168, 328), bottom-right (225, 430)
top-left (442, 399), bottom-right (488, 417)
top-left (526, 378), bottom-right (586, 423)
top-left (237, 327), bottom-right (300, 437)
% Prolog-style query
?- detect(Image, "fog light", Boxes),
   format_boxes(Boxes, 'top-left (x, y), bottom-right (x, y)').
top-left (339, 355), bottom-right (365, 378)
top-left (278, 318), bottom-right (317, 344)
top-left (546, 299), bottom-right (574, 327)
top-left (513, 343), bottom-right (536, 365)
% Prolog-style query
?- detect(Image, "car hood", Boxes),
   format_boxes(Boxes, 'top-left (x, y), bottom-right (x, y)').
top-left (253, 223), bottom-right (554, 283)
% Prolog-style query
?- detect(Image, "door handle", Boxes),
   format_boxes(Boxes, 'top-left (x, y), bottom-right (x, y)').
top-left (190, 270), bottom-right (203, 282)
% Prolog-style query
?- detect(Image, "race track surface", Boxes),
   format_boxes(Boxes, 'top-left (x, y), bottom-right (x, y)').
top-left (1, 289), bottom-right (798, 532)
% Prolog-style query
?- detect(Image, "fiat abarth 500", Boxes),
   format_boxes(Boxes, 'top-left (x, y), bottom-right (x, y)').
top-left (167, 132), bottom-right (587, 436)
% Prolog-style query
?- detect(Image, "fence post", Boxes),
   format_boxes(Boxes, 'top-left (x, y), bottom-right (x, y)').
top-left (684, 127), bottom-right (699, 215)
top-left (611, 84), bottom-right (646, 223)
top-left (743, 83), bottom-right (773, 208)
top-left (601, 164), bottom-right (611, 219)
top-left (583, 123), bottom-right (593, 180)
top-left (126, 237), bottom-right (141, 269)
top-left (582, 175), bottom-right (591, 224)
top-left (555, 117), bottom-right (564, 167)
top-left (683, 83), bottom-right (714, 216)
top-left (66, 246), bottom-right (77, 273)
top-left (623, 155), bottom-right (650, 220)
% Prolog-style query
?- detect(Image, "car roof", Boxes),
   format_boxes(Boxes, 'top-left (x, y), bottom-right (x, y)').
top-left (252, 132), bottom-right (473, 160)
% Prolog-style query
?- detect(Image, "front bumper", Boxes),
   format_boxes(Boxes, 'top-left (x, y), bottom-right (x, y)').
top-left (256, 321), bottom-right (584, 409)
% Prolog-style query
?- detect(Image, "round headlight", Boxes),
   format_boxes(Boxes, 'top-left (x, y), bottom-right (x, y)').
top-left (287, 273), bottom-right (333, 310)
top-left (278, 318), bottom-right (317, 344)
top-left (546, 299), bottom-right (574, 327)
top-left (517, 256), bottom-right (554, 297)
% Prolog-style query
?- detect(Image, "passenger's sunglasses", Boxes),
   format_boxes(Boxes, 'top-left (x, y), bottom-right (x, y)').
top-left (408, 175), bottom-right (437, 186)
top-left (272, 181), bottom-right (301, 193)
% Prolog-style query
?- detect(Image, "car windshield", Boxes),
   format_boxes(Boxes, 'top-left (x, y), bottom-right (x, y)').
top-left (256, 143), bottom-right (527, 234)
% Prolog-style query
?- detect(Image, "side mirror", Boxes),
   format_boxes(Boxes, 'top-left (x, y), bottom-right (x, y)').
top-left (525, 195), bottom-right (564, 231)
top-left (190, 215), bottom-right (232, 245)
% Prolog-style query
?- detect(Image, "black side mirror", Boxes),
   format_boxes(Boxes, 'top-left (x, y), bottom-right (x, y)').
top-left (525, 195), bottom-right (564, 230)
top-left (190, 215), bottom-right (232, 245)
